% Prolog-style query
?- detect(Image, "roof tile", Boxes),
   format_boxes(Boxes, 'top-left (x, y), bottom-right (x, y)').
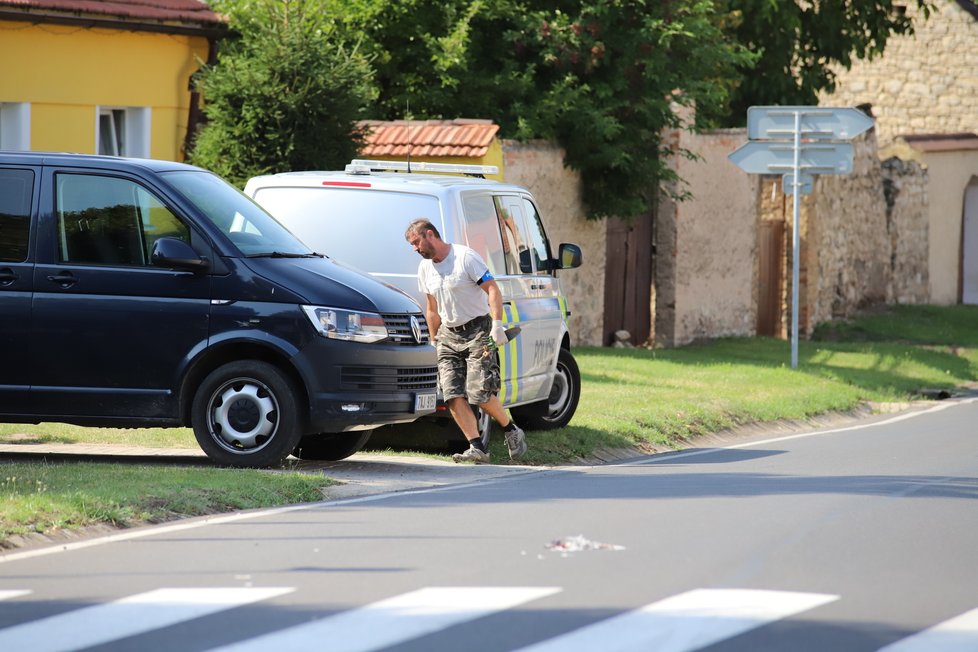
top-left (360, 119), bottom-right (500, 158)
top-left (0, 0), bottom-right (225, 27)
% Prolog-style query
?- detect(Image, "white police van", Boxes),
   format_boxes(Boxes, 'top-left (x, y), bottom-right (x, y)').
top-left (244, 160), bottom-right (582, 445)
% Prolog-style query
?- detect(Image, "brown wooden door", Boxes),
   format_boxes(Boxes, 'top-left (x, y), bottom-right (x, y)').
top-left (757, 219), bottom-right (784, 337)
top-left (603, 214), bottom-right (653, 345)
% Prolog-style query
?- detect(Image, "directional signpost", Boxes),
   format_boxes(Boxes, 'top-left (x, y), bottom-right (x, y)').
top-left (729, 106), bottom-right (874, 369)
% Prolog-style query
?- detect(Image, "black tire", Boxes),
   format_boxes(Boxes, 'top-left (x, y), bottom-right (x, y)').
top-left (511, 347), bottom-right (581, 430)
top-left (191, 361), bottom-right (303, 468)
top-left (293, 430), bottom-right (374, 461)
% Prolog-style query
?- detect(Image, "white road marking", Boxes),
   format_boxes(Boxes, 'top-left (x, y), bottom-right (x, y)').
top-left (636, 397), bottom-right (978, 465)
top-left (0, 590), bottom-right (30, 600)
top-left (0, 587), bottom-right (292, 652)
top-left (877, 606), bottom-right (978, 651)
top-left (512, 588), bottom-right (838, 652)
top-left (207, 586), bottom-right (560, 652)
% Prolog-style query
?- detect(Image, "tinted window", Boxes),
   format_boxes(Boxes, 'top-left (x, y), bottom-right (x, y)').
top-left (165, 170), bottom-right (311, 257)
top-left (494, 196), bottom-right (530, 275)
top-left (0, 168), bottom-right (33, 262)
top-left (253, 186), bottom-right (439, 272)
top-left (460, 193), bottom-right (505, 276)
top-left (521, 198), bottom-right (553, 274)
top-left (56, 173), bottom-right (190, 266)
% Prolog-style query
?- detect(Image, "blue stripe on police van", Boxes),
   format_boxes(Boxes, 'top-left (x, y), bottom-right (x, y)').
top-left (508, 297), bottom-right (562, 321)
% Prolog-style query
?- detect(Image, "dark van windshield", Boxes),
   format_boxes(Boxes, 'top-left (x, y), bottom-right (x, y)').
top-left (164, 170), bottom-right (312, 257)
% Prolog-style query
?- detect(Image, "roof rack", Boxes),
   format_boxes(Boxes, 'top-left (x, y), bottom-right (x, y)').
top-left (346, 159), bottom-right (499, 178)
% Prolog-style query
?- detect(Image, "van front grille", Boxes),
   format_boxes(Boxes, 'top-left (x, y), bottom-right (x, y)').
top-left (383, 313), bottom-right (430, 345)
top-left (341, 366), bottom-right (438, 392)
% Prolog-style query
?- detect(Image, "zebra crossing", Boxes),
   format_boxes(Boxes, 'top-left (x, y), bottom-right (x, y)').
top-left (1, 585), bottom-right (976, 651)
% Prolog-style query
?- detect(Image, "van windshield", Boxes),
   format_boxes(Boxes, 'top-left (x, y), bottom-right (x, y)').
top-left (253, 186), bottom-right (438, 274)
top-left (164, 170), bottom-right (314, 257)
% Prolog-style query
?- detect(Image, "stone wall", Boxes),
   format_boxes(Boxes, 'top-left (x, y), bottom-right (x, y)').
top-left (501, 139), bottom-right (606, 346)
top-left (821, 0), bottom-right (978, 146)
top-left (501, 129), bottom-right (929, 347)
top-left (882, 157), bottom-right (930, 305)
top-left (755, 131), bottom-right (930, 335)
top-left (805, 131), bottom-right (892, 330)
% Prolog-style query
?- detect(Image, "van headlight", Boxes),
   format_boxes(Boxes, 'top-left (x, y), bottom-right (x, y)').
top-left (302, 306), bottom-right (388, 343)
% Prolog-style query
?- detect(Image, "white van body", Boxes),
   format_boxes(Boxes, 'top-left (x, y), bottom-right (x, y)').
top-left (244, 160), bottom-right (582, 440)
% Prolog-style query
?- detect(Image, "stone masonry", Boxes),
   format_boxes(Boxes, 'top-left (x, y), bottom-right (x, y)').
top-left (821, 0), bottom-right (978, 147)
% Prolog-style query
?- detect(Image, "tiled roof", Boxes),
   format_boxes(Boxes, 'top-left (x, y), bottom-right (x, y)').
top-left (898, 133), bottom-right (978, 152)
top-left (360, 119), bottom-right (500, 158)
top-left (0, 0), bottom-right (225, 28)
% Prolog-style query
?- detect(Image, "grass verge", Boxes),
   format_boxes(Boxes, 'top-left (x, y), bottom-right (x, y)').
top-left (0, 463), bottom-right (332, 547)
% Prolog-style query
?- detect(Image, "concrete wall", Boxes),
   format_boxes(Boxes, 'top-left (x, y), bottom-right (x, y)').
top-left (821, 0), bottom-right (978, 147)
top-left (501, 140), bottom-right (606, 346)
top-left (883, 146), bottom-right (978, 304)
top-left (657, 129), bottom-right (758, 346)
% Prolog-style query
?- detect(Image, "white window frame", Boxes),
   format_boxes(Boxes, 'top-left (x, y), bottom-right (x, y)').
top-left (96, 106), bottom-right (150, 157)
top-left (0, 102), bottom-right (31, 151)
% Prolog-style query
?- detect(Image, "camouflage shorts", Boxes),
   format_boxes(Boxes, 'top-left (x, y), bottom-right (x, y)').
top-left (436, 315), bottom-right (500, 405)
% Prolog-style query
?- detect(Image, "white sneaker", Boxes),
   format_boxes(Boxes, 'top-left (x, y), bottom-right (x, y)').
top-left (452, 445), bottom-right (491, 464)
top-left (504, 425), bottom-right (527, 460)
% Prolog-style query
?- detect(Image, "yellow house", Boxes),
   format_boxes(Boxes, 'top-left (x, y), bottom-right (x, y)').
top-left (0, 0), bottom-right (226, 160)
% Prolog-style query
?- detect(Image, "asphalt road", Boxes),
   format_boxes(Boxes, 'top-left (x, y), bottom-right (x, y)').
top-left (1, 397), bottom-right (977, 651)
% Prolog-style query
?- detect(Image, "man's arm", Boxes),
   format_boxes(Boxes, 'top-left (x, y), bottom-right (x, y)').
top-left (424, 294), bottom-right (441, 341)
top-left (481, 279), bottom-right (504, 321)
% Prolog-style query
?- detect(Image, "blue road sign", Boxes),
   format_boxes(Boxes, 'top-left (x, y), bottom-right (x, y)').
top-left (728, 141), bottom-right (853, 175)
top-left (748, 106), bottom-right (874, 141)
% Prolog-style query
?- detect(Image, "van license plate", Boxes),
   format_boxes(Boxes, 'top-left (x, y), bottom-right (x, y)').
top-left (415, 393), bottom-right (437, 412)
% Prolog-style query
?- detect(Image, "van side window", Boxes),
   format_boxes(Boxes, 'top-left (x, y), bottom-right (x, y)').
top-left (56, 173), bottom-right (190, 266)
top-left (520, 198), bottom-right (553, 275)
top-left (0, 168), bottom-right (33, 262)
top-left (493, 196), bottom-right (529, 275)
top-left (460, 193), bottom-right (505, 276)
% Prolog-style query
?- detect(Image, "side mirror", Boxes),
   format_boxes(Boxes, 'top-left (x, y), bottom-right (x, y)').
top-left (557, 243), bottom-right (582, 269)
top-left (518, 248), bottom-right (533, 274)
top-left (151, 237), bottom-right (209, 273)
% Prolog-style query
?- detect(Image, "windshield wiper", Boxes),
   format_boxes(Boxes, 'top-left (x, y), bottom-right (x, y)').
top-left (246, 251), bottom-right (323, 259)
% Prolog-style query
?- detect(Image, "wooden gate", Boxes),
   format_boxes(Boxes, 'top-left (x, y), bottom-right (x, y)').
top-left (603, 214), bottom-right (653, 345)
top-left (757, 219), bottom-right (785, 337)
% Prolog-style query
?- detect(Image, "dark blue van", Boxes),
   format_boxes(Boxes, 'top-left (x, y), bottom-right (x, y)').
top-left (0, 152), bottom-right (437, 467)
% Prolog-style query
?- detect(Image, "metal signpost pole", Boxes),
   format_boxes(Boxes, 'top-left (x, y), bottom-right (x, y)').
top-left (790, 110), bottom-right (801, 369)
top-left (728, 106), bottom-right (873, 370)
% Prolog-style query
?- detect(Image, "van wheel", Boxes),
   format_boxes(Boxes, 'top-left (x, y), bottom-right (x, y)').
top-left (511, 348), bottom-right (580, 430)
top-left (293, 430), bottom-right (374, 461)
top-left (191, 361), bottom-right (303, 468)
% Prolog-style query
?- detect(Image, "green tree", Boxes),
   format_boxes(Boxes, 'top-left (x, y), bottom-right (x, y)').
top-left (189, 0), bottom-right (376, 186)
top-left (714, 0), bottom-right (934, 126)
top-left (354, 0), bottom-right (753, 219)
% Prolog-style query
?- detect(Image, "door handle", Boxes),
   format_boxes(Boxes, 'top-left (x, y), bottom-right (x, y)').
top-left (47, 272), bottom-right (78, 288)
top-left (0, 268), bottom-right (17, 286)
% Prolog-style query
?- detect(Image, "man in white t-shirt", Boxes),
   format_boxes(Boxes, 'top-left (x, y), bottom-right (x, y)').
top-left (405, 218), bottom-right (526, 463)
